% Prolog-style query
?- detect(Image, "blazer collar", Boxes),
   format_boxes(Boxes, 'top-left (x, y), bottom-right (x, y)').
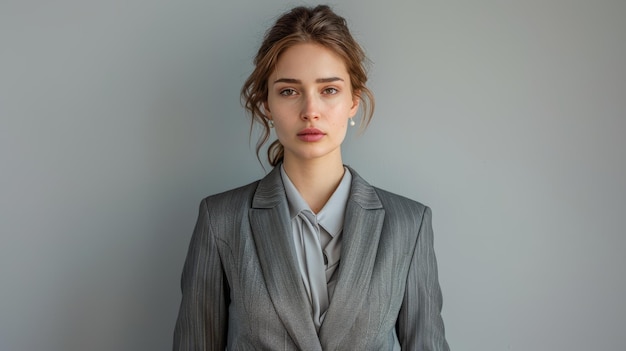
top-left (250, 164), bottom-right (385, 348)
top-left (252, 164), bottom-right (383, 210)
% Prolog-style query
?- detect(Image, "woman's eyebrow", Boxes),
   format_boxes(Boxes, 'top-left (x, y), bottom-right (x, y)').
top-left (273, 77), bottom-right (344, 84)
top-left (316, 77), bottom-right (344, 83)
top-left (273, 78), bottom-right (300, 84)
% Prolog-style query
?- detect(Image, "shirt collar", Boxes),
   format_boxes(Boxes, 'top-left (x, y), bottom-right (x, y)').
top-left (280, 165), bottom-right (352, 237)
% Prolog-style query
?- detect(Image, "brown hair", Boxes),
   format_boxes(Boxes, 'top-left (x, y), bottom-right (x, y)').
top-left (241, 5), bottom-right (375, 167)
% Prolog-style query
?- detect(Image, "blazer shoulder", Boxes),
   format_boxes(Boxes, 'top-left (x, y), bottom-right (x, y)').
top-left (372, 186), bottom-right (429, 219)
top-left (200, 180), bottom-right (260, 214)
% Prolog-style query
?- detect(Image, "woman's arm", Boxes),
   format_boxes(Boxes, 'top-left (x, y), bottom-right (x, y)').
top-left (173, 199), bottom-right (229, 351)
top-left (396, 206), bottom-right (450, 351)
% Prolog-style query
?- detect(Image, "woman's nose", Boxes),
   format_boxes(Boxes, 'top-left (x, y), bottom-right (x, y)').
top-left (300, 94), bottom-right (320, 121)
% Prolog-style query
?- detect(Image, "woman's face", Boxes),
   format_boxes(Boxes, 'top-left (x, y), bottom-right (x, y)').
top-left (265, 42), bottom-right (359, 164)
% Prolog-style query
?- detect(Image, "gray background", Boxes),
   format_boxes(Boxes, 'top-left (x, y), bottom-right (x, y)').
top-left (1, 0), bottom-right (625, 350)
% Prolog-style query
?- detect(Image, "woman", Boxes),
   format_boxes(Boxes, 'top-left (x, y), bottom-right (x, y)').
top-left (174, 5), bottom-right (449, 350)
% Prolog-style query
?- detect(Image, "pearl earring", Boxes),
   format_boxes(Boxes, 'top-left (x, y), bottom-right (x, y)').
top-left (349, 118), bottom-right (356, 126)
top-left (268, 120), bottom-right (274, 128)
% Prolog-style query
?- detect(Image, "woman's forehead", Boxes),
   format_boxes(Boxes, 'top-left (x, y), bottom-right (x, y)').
top-left (271, 43), bottom-right (350, 81)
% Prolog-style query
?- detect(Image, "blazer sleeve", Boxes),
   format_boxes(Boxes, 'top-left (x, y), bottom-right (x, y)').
top-left (173, 199), bottom-right (229, 351)
top-left (396, 206), bottom-right (450, 351)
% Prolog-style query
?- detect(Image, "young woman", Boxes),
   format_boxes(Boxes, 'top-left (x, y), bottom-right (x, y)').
top-left (174, 5), bottom-right (449, 350)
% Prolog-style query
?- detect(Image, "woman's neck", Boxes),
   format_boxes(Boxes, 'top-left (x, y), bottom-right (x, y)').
top-left (282, 155), bottom-right (346, 213)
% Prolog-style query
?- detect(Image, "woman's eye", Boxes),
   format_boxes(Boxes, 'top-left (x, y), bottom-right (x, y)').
top-left (279, 89), bottom-right (297, 96)
top-left (323, 87), bottom-right (338, 95)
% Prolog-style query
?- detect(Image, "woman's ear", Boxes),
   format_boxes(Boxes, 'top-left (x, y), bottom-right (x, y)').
top-left (263, 101), bottom-right (271, 113)
top-left (350, 91), bottom-right (361, 116)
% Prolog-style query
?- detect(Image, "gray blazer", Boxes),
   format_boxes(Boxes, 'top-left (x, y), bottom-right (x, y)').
top-left (173, 166), bottom-right (449, 350)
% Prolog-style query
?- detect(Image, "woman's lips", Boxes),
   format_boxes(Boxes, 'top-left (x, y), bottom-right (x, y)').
top-left (297, 128), bottom-right (325, 142)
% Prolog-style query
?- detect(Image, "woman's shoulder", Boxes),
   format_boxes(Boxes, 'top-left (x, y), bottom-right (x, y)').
top-left (367, 187), bottom-right (434, 238)
top-left (199, 180), bottom-right (260, 212)
top-left (347, 166), bottom-right (431, 221)
top-left (372, 186), bottom-right (429, 216)
top-left (349, 166), bottom-right (429, 215)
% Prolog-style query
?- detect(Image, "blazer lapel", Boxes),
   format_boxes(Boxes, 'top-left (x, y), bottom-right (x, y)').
top-left (319, 168), bottom-right (386, 347)
top-left (248, 166), bottom-right (322, 351)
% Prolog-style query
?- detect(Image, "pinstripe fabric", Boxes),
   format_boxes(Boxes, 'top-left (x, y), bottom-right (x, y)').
top-left (173, 166), bottom-right (449, 350)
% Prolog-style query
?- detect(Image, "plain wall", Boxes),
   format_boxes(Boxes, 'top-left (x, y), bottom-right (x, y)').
top-left (1, 0), bottom-right (625, 350)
